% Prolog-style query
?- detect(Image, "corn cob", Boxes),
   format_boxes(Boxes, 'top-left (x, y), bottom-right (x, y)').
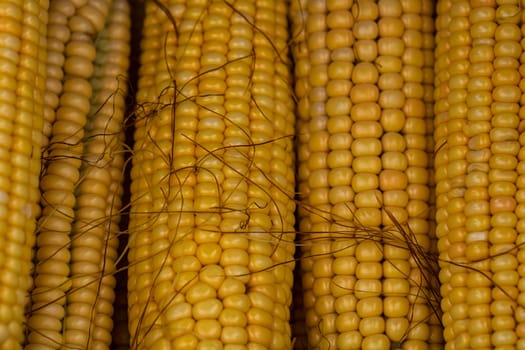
top-left (290, 0), bottom-right (440, 349)
top-left (128, 0), bottom-right (296, 348)
top-left (0, 0), bottom-right (48, 348)
top-left (435, 0), bottom-right (524, 348)
top-left (25, 0), bottom-right (130, 348)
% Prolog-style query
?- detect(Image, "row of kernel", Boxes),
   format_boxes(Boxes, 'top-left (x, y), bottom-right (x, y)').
top-left (488, 1), bottom-right (522, 349)
top-left (299, 0), bottom-right (332, 349)
top-left (444, 2), bottom-right (471, 350)
top-left (433, 0), bottom-right (464, 349)
top-left (354, 0), bottom-right (391, 348)
top-left (401, 0), bottom-right (442, 348)
top-left (320, 3), bottom-right (355, 348)
top-left (376, 2), bottom-right (413, 344)
top-left (462, 2), bottom-right (495, 350)
top-left (0, 0), bottom-right (47, 349)
top-left (154, 1), bottom-right (206, 348)
top-left (517, 0), bottom-right (525, 347)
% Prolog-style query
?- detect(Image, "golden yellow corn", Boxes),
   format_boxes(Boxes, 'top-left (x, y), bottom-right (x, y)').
top-left (25, 0), bottom-right (129, 349)
top-left (0, 0), bottom-right (48, 348)
top-left (6, 0), bottom-right (525, 348)
top-left (435, 0), bottom-right (524, 348)
top-left (290, 0), bottom-right (441, 349)
top-left (128, 0), bottom-right (296, 348)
